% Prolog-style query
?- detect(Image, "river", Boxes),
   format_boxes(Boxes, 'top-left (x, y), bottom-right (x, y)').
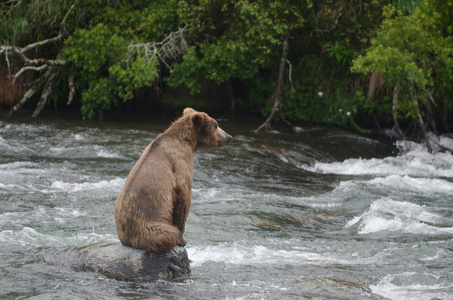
top-left (1, 111), bottom-right (452, 299)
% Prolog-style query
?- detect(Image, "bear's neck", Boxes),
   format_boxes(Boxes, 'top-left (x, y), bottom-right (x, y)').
top-left (165, 121), bottom-right (197, 152)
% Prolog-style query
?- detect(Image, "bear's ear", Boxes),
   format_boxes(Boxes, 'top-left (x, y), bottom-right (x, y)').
top-left (183, 108), bottom-right (197, 115)
top-left (191, 113), bottom-right (202, 128)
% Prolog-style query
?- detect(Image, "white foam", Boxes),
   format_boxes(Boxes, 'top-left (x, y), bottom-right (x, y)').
top-left (96, 149), bottom-right (123, 158)
top-left (371, 272), bottom-right (453, 300)
top-left (1, 123), bottom-right (52, 134)
top-left (187, 243), bottom-right (348, 267)
top-left (288, 175), bottom-right (453, 212)
top-left (367, 175), bottom-right (453, 195)
top-left (50, 177), bottom-right (124, 193)
top-left (0, 227), bottom-right (57, 247)
top-left (345, 198), bottom-right (453, 235)
top-left (301, 136), bottom-right (453, 178)
top-left (0, 161), bottom-right (41, 170)
top-left (73, 134), bottom-right (85, 141)
top-left (0, 182), bottom-right (18, 191)
top-left (420, 249), bottom-right (447, 261)
top-left (50, 145), bottom-right (125, 159)
top-left (54, 207), bottom-right (87, 218)
top-left (65, 232), bottom-right (117, 246)
top-left (0, 226), bottom-right (117, 249)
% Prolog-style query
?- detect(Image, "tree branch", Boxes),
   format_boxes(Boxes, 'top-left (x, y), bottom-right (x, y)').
top-left (408, 71), bottom-right (432, 153)
top-left (22, 32), bottom-right (65, 53)
top-left (1, 32), bottom-right (67, 116)
top-left (67, 64), bottom-right (76, 105)
top-left (11, 65), bottom-right (48, 84)
top-left (1, 1), bottom-right (78, 117)
top-left (8, 68), bottom-right (52, 116)
top-left (1, 33), bottom-right (66, 79)
top-left (126, 25), bottom-right (189, 73)
top-left (61, 1), bottom-right (78, 28)
top-left (32, 67), bottom-right (62, 117)
top-left (428, 135), bottom-right (453, 153)
top-left (255, 35), bottom-right (289, 132)
top-left (392, 85), bottom-right (406, 139)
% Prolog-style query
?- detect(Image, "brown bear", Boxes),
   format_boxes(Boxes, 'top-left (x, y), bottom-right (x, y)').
top-left (114, 108), bottom-right (232, 254)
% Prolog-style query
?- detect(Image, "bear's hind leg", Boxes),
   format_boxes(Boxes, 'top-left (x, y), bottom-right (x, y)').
top-left (137, 222), bottom-right (183, 254)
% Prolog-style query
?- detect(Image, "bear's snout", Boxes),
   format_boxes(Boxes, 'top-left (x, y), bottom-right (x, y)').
top-left (218, 128), bottom-right (233, 146)
top-left (224, 134), bottom-right (233, 145)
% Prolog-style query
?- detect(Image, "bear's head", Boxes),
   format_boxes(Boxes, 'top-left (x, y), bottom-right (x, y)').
top-left (183, 108), bottom-right (232, 149)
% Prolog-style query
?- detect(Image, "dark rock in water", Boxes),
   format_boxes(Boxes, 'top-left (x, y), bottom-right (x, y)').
top-left (65, 240), bottom-right (190, 281)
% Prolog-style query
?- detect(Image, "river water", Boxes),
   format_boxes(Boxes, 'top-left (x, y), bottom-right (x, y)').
top-left (1, 112), bottom-right (452, 299)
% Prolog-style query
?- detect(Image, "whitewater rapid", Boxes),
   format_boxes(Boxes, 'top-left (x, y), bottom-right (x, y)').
top-left (1, 119), bottom-right (452, 299)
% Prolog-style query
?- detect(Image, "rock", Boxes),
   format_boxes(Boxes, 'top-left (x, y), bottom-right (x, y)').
top-left (64, 240), bottom-right (190, 281)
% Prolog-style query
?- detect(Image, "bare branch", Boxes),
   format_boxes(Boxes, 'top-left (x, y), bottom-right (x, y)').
top-left (4, 48), bottom-right (12, 81)
top-left (8, 68), bottom-right (53, 116)
top-left (1, 1), bottom-right (75, 117)
top-left (1, 32), bottom-right (67, 116)
top-left (126, 25), bottom-right (189, 73)
top-left (11, 65), bottom-right (48, 84)
top-left (10, 46), bottom-right (66, 66)
top-left (428, 135), bottom-right (453, 153)
top-left (255, 35), bottom-right (289, 132)
top-left (6, 0), bottom-right (24, 8)
top-left (22, 32), bottom-right (65, 53)
top-left (61, 1), bottom-right (78, 28)
top-left (67, 64), bottom-right (76, 105)
top-left (32, 67), bottom-right (62, 117)
top-left (1, 34), bottom-right (67, 90)
top-left (1, 33), bottom-right (66, 67)
top-left (285, 59), bottom-right (295, 92)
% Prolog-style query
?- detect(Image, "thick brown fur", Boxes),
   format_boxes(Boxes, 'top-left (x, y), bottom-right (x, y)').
top-left (115, 108), bottom-right (232, 254)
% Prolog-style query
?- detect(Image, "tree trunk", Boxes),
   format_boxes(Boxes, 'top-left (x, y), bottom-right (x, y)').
top-left (392, 85), bottom-right (405, 139)
top-left (226, 79), bottom-right (235, 115)
top-left (419, 97), bottom-right (438, 137)
top-left (408, 72), bottom-right (432, 153)
top-left (67, 64), bottom-right (76, 105)
top-left (255, 35), bottom-right (289, 132)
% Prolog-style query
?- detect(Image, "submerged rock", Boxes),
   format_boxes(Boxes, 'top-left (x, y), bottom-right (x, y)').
top-left (65, 240), bottom-right (190, 281)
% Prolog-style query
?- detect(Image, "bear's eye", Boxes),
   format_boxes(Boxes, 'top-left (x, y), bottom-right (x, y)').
top-left (213, 123), bottom-right (218, 130)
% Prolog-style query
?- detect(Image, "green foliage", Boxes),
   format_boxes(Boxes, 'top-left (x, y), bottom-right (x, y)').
top-left (61, 1), bottom-right (178, 118)
top-left (0, 0), bottom-right (73, 45)
top-left (168, 0), bottom-right (304, 93)
top-left (327, 41), bottom-right (357, 70)
top-left (353, 5), bottom-right (430, 86)
top-left (63, 22), bottom-right (124, 118)
top-left (352, 0), bottom-right (453, 127)
top-left (81, 77), bottom-right (112, 119)
top-left (236, 72), bottom-right (275, 113)
top-left (279, 85), bottom-right (367, 131)
top-left (110, 56), bottom-right (159, 102)
top-left (2, 0), bottom-right (452, 132)
top-left (390, 0), bottom-right (423, 14)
